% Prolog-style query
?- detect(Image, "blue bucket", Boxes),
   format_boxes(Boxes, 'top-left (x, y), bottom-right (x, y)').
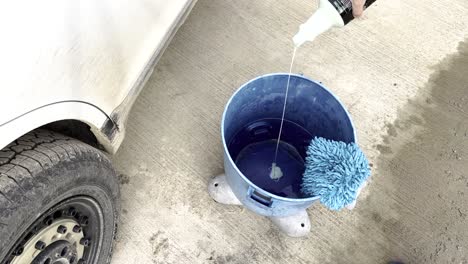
top-left (222, 73), bottom-right (356, 217)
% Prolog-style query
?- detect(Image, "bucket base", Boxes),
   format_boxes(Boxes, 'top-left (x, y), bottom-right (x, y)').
top-left (208, 174), bottom-right (311, 237)
top-left (208, 174), bottom-right (242, 205)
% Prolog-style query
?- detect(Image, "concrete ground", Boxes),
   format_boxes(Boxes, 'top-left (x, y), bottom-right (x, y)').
top-left (111, 0), bottom-right (468, 263)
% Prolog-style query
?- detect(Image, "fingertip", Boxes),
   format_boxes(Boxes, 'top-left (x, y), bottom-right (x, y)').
top-left (352, 0), bottom-right (365, 18)
top-left (353, 10), bottom-right (363, 18)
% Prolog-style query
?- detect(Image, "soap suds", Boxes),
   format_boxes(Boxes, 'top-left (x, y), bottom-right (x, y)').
top-left (270, 162), bottom-right (283, 180)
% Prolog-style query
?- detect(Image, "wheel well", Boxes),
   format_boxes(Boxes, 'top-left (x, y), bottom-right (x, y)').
top-left (42, 120), bottom-right (101, 150)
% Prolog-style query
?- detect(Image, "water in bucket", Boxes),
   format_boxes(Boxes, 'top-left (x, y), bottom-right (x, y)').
top-left (228, 118), bottom-right (312, 198)
top-left (227, 48), bottom-right (308, 199)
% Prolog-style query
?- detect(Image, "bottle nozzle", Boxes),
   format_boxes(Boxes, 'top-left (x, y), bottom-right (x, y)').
top-left (293, 0), bottom-right (345, 47)
top-left (293, 25), bottom-right (313, 47)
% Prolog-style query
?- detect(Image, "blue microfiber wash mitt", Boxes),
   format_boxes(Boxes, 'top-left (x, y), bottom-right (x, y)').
top-left (301, 137), bottom-right (371, 210)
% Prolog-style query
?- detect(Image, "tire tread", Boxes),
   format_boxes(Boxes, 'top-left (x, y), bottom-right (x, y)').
top-left (0, 130), bottom-right (97, 221)
top-left (0, 129), bottom-right (118, 263)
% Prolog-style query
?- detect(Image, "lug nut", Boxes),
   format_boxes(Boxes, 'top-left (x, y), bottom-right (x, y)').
top-left (72, 225), bottom-right (82, 233)
top-left (35, 241), bottom-right (46, 250)
top-left (79, 238), bottom-right (90, 247)
top-left (57, 225), bottom-right (67, 234)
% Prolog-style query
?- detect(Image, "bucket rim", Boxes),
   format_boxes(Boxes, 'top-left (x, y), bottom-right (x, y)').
top-left (221, 72), bottom-right (357, 202)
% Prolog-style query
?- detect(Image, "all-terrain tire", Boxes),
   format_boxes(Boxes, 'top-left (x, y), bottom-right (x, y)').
top-left (0, 129), bottom-right (119, 264)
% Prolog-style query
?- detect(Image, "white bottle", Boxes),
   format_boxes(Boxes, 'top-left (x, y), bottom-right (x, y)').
top-left (293, 0), bottom-right (376, 47)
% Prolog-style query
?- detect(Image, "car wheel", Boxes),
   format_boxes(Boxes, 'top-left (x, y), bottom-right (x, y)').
top-left (0, 129), bottom-right (119, 264)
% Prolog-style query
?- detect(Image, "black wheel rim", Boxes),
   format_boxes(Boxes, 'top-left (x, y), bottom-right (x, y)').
top-left (4, 196), bottom-right (104, 264)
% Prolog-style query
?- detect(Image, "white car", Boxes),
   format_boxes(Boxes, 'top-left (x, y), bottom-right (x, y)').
top-left (0, 1), bottom-right (195, 263)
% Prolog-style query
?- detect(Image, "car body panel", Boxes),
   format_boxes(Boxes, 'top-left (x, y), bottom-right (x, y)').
top-left (0, 101), bottom-right (112, 152)
top-left (0, 0), bottom-right (196, 152)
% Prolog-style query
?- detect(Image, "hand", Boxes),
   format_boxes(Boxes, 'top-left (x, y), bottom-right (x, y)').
top-left (352, 0), bottom-right (366, 17)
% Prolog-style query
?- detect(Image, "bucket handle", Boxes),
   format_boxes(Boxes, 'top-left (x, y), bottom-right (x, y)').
top-left (248, 187), bottom-right (273, 208)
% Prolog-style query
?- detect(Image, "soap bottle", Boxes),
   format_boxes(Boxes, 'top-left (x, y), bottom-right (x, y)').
top-left (293, 0), bottom-right (376, 47)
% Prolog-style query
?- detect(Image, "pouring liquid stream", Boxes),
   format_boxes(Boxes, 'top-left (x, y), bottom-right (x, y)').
top-left (270, 46), bottom-right (298, 180)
